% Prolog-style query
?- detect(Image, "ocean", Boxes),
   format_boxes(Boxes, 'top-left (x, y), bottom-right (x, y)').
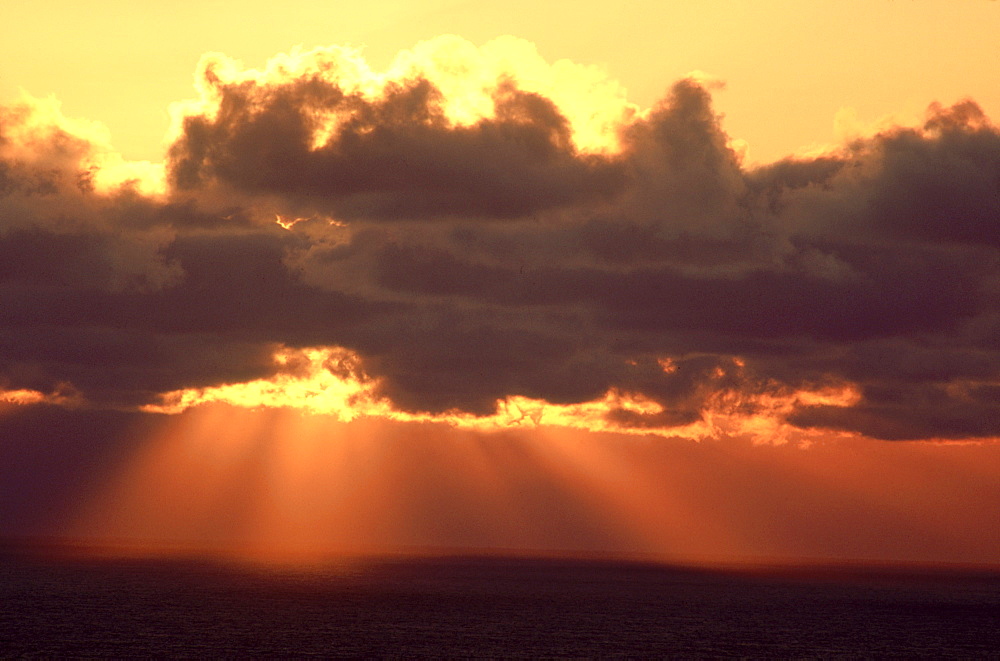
top-left (2, 550), bottom-right (999, 657)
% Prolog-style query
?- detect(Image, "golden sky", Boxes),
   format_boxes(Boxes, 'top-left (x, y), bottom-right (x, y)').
top-left (3, 1), bottom-right (999, 164)
top-left (2, 1), bottom-right (1000, 567)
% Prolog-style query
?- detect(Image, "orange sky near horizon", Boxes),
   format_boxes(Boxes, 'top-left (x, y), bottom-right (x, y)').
top-left (64, 404), bottom-right (1000, 567)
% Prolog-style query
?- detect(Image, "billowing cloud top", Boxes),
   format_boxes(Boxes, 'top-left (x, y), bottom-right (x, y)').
top-left (3, 36), bottom-right (1000, 441)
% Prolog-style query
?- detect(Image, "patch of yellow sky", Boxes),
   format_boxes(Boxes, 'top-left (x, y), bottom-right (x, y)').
top-left (2, 0), bottom-right (998, 165)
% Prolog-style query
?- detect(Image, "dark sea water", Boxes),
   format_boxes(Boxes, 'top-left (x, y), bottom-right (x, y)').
top-left (2, 549), bottom-right (999, 658)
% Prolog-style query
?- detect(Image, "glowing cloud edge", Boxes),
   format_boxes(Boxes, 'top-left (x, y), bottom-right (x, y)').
top-left (130, 346), bottom-right (862, 445)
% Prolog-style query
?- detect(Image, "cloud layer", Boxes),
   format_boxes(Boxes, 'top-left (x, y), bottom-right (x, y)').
top-left (3, 37), bottom-right (1000, 441)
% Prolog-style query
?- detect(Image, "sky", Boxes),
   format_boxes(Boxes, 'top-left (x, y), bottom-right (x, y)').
top-left (2, 1), bottom-right (1000, 567)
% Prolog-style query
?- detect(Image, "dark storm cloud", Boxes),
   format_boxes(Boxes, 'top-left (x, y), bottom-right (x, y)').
top-left (4, 55), bottom-right (1000, 440)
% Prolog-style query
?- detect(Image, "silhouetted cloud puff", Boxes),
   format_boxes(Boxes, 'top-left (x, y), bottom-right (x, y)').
top-left (3, 40), bottom-right (1000, 440)
top-left (169, 71), bottom-right (624, 219)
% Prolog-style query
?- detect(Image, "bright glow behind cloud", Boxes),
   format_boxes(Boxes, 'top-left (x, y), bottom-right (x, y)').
top-left (2, 93), bottom-right (165, 196)
top-left (142, 346), bottom-right (862, 445)
top-left (168, 35), bottom-right (635, 158)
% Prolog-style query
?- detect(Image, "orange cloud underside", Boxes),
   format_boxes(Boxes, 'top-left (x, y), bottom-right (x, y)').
top-left (139, 346), bottom-right (860, 444)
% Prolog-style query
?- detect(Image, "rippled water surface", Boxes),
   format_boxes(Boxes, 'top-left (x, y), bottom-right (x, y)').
top-left (2, 551), bottom-right (999, 657)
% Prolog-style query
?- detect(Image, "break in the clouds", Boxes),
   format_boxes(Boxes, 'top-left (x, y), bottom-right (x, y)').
top-left (3, 36), bottom-right (1000, 441)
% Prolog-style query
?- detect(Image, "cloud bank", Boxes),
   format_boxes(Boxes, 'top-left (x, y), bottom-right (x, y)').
top-left (3, 36), bottom-right (1000, 441)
